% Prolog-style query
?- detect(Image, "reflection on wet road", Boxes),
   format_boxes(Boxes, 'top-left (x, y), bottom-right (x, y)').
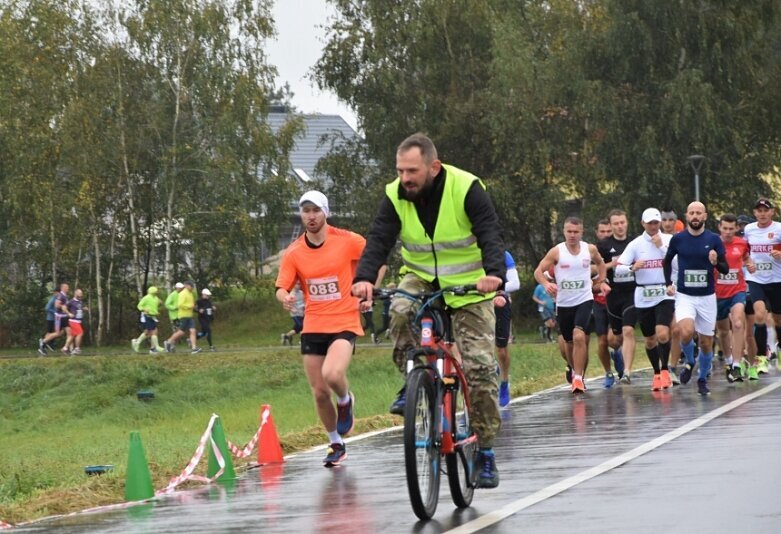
top-left (16, 369), bottom-right (781, 533)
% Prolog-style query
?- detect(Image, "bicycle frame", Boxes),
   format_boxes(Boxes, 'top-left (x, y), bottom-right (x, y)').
top-left (375, 286), bottom-right (479, 454)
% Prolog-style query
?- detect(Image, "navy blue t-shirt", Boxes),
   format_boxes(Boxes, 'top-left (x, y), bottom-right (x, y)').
top-left (665, 230), bottom-right (725, 296)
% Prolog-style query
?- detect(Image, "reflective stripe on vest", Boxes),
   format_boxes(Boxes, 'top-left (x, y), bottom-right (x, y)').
top-left (386, 164), bottom-right (493, 307)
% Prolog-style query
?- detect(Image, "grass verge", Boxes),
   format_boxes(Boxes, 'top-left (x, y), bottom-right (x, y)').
top-left (0, 335), bottom-right (598, 525)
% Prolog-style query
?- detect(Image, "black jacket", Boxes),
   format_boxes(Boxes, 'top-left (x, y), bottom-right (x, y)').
top-left (354, 166), bottom-right (506, 287)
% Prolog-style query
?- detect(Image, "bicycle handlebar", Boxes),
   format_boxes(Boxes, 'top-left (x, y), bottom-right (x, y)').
top-left (372, 284), bottom-right (480, 302)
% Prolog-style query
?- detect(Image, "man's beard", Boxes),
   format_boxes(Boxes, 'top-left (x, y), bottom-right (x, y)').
top-left (688, 219), bottom-right (703, 230)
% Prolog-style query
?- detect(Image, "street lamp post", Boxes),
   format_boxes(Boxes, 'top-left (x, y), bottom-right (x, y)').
top-left (687, 155), bottom-right (705, 202)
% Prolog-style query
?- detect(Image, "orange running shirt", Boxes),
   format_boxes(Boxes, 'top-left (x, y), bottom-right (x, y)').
top-left (276, 226), bottom-right (365, 335)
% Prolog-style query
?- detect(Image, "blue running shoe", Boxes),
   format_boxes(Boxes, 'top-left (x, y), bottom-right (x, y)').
top-left (475, 449), bottom-right (499, 489)
top-left (336, 392), bottom-right (354, 436)
top-left (604, 372), bottom-right (615, 388)
top-left (323, 442), bottom-right (346, 467)
top-left (697, 379), bottom-right (710, 396)
top-left (389, 386), bottom-right (406, 415)
top-left (679, 363), bottom-right (693, 385)
top-left (499, 381), bottom-right (510, 407)
top-left (611, 348), bottom-right (625, 378)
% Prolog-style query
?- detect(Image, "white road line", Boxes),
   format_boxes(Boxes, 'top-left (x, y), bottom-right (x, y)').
top-left (446, 380), bottom-right (781, 534)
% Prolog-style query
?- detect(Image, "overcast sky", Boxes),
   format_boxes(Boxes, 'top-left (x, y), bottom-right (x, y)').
top-left (266, 0), bottom-right (358, 130)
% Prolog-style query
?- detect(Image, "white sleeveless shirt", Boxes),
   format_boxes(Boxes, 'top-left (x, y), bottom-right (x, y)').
top-left (554, 241), bottom-right (594, 308)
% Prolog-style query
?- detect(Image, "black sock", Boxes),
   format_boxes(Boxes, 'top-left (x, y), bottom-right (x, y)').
top-left (755, 325), bottom-right (767, 357)
top-left (658, 341), bottom-right (671, 370)
top-left (646, 345), bottom-right (661, 374)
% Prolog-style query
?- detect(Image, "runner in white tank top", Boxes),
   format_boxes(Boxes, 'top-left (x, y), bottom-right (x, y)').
top-left (534, 217), bottom-right (610, 394)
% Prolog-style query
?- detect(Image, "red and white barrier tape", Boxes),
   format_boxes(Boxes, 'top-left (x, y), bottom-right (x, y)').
top-left (0, 410), bottom-right (267, 529)
top-left (156, 413), bottom-right (226, 495)
top-left (227, 405), bottom-right (269, 458)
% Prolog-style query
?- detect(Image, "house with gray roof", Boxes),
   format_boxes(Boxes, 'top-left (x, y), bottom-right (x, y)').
top-left (265, 106), bottom-right (363, 253)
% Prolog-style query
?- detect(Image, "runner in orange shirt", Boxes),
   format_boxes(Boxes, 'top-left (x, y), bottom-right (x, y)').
top-left (276, 191), bottom-right (368, 467)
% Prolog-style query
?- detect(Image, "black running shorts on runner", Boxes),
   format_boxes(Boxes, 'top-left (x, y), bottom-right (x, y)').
top-left (301, 332), bottom-right (357, 356)
top-left (557, 300), bottom-right (594, 343)
top-left (495, 301), bottom-right (512, 348)
top-left (606, 291), bottom-right (637, 335)
top-left (592, 301), bottom-right (609, 337)
top-left (746, 281), bottom-right (781, 314)
top-left (637, 300), bottom-right (675, 338)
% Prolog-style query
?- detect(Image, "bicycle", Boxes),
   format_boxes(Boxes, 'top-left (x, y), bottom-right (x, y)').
top-left (373, 285), bottom-right (480, 520)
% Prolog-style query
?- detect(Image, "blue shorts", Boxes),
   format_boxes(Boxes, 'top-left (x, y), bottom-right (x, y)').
top-left (143, 316), bottom-right (159, 332)
top-left (716, 292), bottom-right (746, 321)
top-left (178, 317), bottom-right (196, 331)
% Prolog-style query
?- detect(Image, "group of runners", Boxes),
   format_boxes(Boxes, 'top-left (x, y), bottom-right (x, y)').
top-left (38, 281), bottom-right (217, 356)
top-left (534, 199), bottom-right (779, 395)
top-left (38, 283), bottom-right (87, 356)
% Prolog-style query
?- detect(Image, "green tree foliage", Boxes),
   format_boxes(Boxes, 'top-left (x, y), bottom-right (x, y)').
top-left (316, 0), bottom-right (781, 263)
top-left (0, 0), bottom-right (303, 345)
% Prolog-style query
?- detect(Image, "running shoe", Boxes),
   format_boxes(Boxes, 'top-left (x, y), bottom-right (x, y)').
top-left (389, 386), bottom-right (406, 415)
top-left (61, 348), bottom-right (70, 356)
top-left (323, 442), bottom-right (346, 467)
top-left (475, 449), bottom-right (500, 489)
top-left (149, 348), bottom-right (159, 354)
top-left (571, 376), bottom-right (586, 394)
top-left (660, 369), bottom-right (673, 389)
top-left (679, 363), bottom-right (694, 385)
top-left (669, 367), bottom-right (681, 386)
top-left (37, 347), bottom-right (46, 356)
top-left (131, 338), bottom-right (140, 353)
top-left (726, 365), bottom-right (743, 383)
top-left (604, 372), bottom-right (615, 389)
top-left (611, 348), bottom-right (625, 378)
top-left (280, 333), bottom-right (286, 345)
top-left (697, 378), bottom-right (710, 396)
top-left (565, 365), bottom-right (573, 384)
top-left (336, 392), bottom-right (355, 436)
top-left (164, 340), bottom-right (172, 353)
top-left (747, 365), bottom-right (759, 380)
top-left (71, 347), bottom-right (81, 355)
top-left (619, 374), bottom-right (631, 385)
top-left (757, 356), bottom-right (769, 375)
top-left (651, 373), bottom-right (662, 391)
top-left (191, 347), bottom-right (202, 354)
top-left (739, 359), bottom-right (749, 379)
top-left (38, 338), bottom-right (44, 351)
top-left (499, 381), bottom-right (510, 407)
top-left (210, 346), bottom-right (216, 352)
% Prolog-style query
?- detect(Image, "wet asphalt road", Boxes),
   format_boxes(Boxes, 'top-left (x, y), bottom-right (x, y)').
top-left (14, 366), bottom-right (781, 533)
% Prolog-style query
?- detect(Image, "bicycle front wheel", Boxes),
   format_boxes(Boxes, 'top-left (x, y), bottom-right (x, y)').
top-left (446, 378), bottom-right (476, 508)
top-left (404, 367), bottom-right (440, 520)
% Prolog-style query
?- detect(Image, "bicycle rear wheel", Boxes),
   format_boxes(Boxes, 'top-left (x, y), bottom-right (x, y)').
top-left (404, 367), bottom-right (440, 520)
top-left (446, 378), bottom-right (476, 508)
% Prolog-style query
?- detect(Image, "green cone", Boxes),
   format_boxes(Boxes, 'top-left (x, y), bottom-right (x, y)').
top-left (207, 416), bottom-right (236, 481)
top-left (125, 431), bottom-right (154, 501)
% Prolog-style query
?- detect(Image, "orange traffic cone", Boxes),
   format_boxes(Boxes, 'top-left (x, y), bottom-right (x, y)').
top-left (257, 404), bottom-right (284, 464)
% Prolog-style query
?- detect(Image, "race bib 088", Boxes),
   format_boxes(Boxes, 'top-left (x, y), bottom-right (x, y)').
top-left (307, 276), bottom-right (342, 302)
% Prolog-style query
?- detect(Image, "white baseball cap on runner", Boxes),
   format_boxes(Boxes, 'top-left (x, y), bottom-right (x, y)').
top-left (299, 190), bottom-right (330, 217)
top-left (641, 208), bottom-right (662, 223)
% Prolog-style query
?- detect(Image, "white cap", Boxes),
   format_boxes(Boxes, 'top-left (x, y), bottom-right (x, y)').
top-left (641, 208), bottom-right (662, 223)
top-left (201, 288), bottom-right (211, 296)
top-left (174, 282), bottom-right (184, 289)
top-left (299, 190), bottom-right (329, 217)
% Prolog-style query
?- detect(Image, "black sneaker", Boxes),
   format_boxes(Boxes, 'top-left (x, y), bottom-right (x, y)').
top-left (679, 364), bottom-right (693, 385)
top-left (323, 442), bottom-right (346, 467)
top-left (697, 379), bottom-right (710, 396)
top-left (475, 449), bottom-right (499, 489)
top-left (726, 365), bottom-right (743, 383)
top-left (389, 386), bottom-right (406, 415)
top-left (565, 365), bottom-right (573, 384)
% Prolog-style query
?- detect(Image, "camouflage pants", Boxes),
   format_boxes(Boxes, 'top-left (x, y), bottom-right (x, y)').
top-left (389, 273), bottom-right (501, 448)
